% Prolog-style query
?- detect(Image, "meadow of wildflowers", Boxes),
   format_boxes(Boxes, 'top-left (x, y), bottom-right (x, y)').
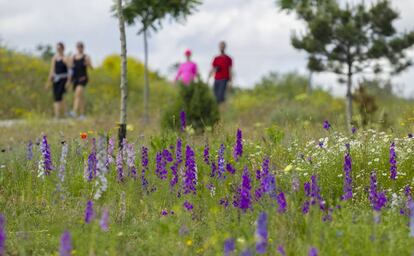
top-left (2, 124), bottom-right (414, 255)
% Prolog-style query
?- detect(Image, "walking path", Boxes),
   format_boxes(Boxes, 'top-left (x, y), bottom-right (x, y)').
top-left (0, 119), bottom-right (73, 128)
top-left (0, 119), bottom-right (25, 127)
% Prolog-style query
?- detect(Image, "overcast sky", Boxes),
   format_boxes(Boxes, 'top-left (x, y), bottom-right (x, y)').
top-left (1, 0), bottom-right (414, 96)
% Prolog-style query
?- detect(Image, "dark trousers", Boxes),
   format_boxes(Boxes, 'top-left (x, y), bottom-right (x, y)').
top-left (213, 79), bottom-right (228, 104)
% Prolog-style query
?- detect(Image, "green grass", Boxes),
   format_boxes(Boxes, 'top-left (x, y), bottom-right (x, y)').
top-left (1, 124), bottom-right (414, 255)
top-left (2, 46), bottom-right (414, 256)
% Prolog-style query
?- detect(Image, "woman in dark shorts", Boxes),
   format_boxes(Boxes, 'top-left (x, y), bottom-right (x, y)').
top-left (46, 42), bottom-right (70, 118)
top-left (69, 42), bottom-right (93, 120)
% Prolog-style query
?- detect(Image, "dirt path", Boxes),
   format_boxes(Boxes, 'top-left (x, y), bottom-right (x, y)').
top-left (0, 119), bottom-right (73, 128)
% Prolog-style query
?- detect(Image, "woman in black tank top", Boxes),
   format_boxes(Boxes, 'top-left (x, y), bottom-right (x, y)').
top-left (46, 42), bottom-right (70, 118)
top-left (69, 42), bottom-right (93, 120)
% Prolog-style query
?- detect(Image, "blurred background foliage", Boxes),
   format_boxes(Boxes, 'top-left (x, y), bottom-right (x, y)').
top-left (1, 46), bottom-right (414, 132)
top-left (0, 47), bottom-right (176, 120)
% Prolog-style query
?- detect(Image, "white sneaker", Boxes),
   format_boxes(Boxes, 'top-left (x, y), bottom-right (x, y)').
top-left (68, 111), bottom-right (77, 118)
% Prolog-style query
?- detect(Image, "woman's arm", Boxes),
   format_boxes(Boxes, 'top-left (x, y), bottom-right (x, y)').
top-left (175, 64), bottom-right (183, 82)
top-left (65, 56), bottom-right (73, 87)
top-left (207, 58), bottom-right (217, 85)
top-left (86, 55), bottom-right (93, 70)
top-left (45, 56), bottom-right (55, 89)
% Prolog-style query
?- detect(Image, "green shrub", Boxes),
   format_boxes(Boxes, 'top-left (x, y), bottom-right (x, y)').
top-left (162, 82), bottom-right (219, 131)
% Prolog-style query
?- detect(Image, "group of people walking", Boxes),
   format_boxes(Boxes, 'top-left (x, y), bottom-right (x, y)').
top-left (46, 42), bottom-right (92, 119)
top-left (175, 41), bottom-right (233, 104)
top-left (46, 40), bottom-right (232, 119)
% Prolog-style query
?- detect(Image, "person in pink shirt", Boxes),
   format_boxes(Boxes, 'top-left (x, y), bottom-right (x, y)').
top-left (175, 49), bottom-right (198, 86)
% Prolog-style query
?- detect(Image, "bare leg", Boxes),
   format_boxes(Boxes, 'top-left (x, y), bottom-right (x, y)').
top-left (54, 101), bottom-right (66, 118)
top-left (53, 102), bottom-right (60, 118)
top-left (73, 86), bottom-right (85, 115)
top-left (61, 100), bottom-right (66, 117)
top-left (73, 86), bottom-right (79, 115)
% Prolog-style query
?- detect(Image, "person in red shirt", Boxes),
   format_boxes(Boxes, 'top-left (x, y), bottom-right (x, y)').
top-left (208, 41), bottom-right (233, 104)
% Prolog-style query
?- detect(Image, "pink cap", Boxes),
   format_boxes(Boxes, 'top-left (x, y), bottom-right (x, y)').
top-left (184, 49), bottom-right (192, 56)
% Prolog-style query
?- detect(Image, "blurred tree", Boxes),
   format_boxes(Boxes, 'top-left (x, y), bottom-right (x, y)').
top-left (353, 85), bottom-right (378, 127)
top-left (162, 81), bottom-right (219, 132)
top-left (360, 78), bottom-right (395, 99)
top-left (118, 0), bottom-right (201, 123)
top-left (36, 44), bottom-right (54, 61)
top-left (277, 0), bottom-right (414, 131)
top-left (116, 0), bottom-right (128, 146)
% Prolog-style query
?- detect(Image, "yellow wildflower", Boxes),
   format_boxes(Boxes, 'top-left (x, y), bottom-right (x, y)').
top-left (284, 164), bottom-right (293, 172)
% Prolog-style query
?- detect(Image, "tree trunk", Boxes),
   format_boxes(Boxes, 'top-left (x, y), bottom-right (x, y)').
top-left (143, 29), bottom-right (150, 124)
top-left (345, 71), bottom-right (353, 133)
top-left (117, 0), bottom-right (128, 147)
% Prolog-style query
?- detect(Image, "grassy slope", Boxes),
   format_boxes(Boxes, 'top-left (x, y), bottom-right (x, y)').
top-left (1, 127), bottom-right (414, 255)
top-left (2, 49), bottom-right (414, 255)
top-left (0, 48), bottom-right (176, 120)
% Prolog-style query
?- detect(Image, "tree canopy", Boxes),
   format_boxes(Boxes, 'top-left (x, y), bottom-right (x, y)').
top-left (122, 0), bottom-right (201, 34)
top-left (277, 0), bottom-right (414, 130)
top-left (278, 0), bottom-right (414, 78)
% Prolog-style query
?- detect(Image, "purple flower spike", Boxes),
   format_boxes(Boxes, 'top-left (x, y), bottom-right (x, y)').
top-left (255, 159), bottom-right (275, 200)
top-left (323, 120), bottom-right (331, 131)
top-left (155, 152), bottom-right (167, 180)
top-left (183, 201), bottom-right (194, 211)
top-left (85, 138), bottom-right (97, 181)
top-left (176, 139), bottom-right (182, 163)
top-left (0, 214), bottom-right (5, 256)
top-left (262, 158), bottom-right (270, 177)
top-left (211, 162), bottom-right (217, 178)
top-left (302, 200), bottom-right (310, 214)
top-left (203, 144), bottom-right (210, 165)
top-left (217, 144), bottom-right (226, 179)
top-left (308, 247), bottom-right (318, 256)
top-left (304, 182), bottom-right (311, 197)
top-left (409, 133), bottom-right (413, 139)
top-left (106, 137), bottom-right (115, 168)
top-left (226, 163), bottom-right (236, 175)
top-left (224, 238), bottom-right (235, 256)
top-left (163, 149), bottom-right (173, 162)
top-left (41, 135), bottom-right (54, 175)
top-left (84, 200), bottom-right (94, 224)
top-left (277, 192), bottom-right (287, 213)
top-left (389, 142), bottom-right (397, 180)
top-left (256, 212), bottom-right (268, 254)
top-left (183, 145), bottom-right (197, 194)
top-left (277, 245), bottom-right (286, 256)
top-left (220, 198), bottom-right (229, 208)
top-left (180, 111), bottom-right (186, 132)
top-left (369, 171), bottom-right (387, 212)
top-left (141, 146), bottom-right (149, 191)
top-left (170, 139), bottom-right (183, 188)
top-left (341, 150), bottom-right (353, 200)
top-left (233, 128), bottom-right (243, 161)
top-left (233, 166), bottom-right (252, 212)
top-left (126, 143), bottom-right (137, 179)
top-left (59, 231), bottom-right (72, 256)
top-left (303, 175), bottom-right (326, 214)
top-left (100, 208), bottom-right (109, 232)
top-left (116, 149), bottom-right (124, 182)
